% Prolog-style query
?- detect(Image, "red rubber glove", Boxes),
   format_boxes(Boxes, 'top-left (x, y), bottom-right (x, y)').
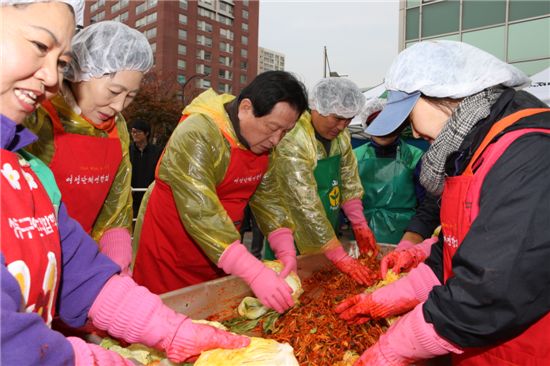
top-left (325, 245), bottom-right (379, 286)
top-left (380, 237), bottom-right (438, 278)
top-left (341, 199), bottom-right (379, 258)
top-left (68, 337), bottom-right (134, 365)
top-left (89, 275), bottom-right (250, 363)
top-left (268, 228), bottom-right (297, 278)
top-left (335, 263), bottom-right (439, 324)
top-left (354, 303), bottom-right (462, 366)
top-left (218, 241), bottom-right (294, 313)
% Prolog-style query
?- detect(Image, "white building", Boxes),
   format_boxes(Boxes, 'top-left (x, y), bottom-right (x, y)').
top-left (258, 47), bottom-right (285, 73)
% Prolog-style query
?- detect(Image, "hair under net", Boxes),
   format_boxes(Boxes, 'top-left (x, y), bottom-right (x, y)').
top-left (358, 97), bottom-right (386, 129)
top-left (385, 40), bottom-right (530, 99)
top-left (65, 21), bottom-right (153, 82)
top-left (0, 0), bottom-right (84, 26)
top-left (309, 78), bottom-right (366, 119)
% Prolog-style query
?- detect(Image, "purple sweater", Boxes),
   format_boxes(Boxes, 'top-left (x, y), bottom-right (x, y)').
top-left (1, 115), bottom-right (120, 365)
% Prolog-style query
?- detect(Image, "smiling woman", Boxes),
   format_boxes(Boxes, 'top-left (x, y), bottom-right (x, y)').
top-left (23, 20), bottom-right (153, 275)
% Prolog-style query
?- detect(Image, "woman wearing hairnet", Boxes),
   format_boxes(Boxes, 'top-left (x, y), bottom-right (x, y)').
top-left (1, 1), bottom-right (248, 365)
top-left (133, 71), bottom-right (309, 314)
top-left (257, 78), bottom-right (380, 286)
top-left (24, 21), bottom-right (151, 275)
top-left (336, 40), bottom-right (550, 365)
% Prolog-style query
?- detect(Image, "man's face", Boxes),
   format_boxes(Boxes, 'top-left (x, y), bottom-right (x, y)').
top-left (311, 110), bottom-right (353, 140)
top-left (238, 99), bottom-right (300, 154)
top-left (131, 128), bottom-right (148, 144)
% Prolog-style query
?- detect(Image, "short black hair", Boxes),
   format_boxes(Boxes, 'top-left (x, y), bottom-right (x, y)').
top-left (131, 119), bottom-right (151, 134)
top-left (237, 71), bottom-right (308, 118)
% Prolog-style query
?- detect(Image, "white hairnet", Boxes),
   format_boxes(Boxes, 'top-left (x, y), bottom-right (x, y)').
top-left (385, 40), bottom-right (530, 98)
top-left (65, 21), bottom-right (153, 82)
top-left (309, 78), bottom-right (366, 119)
top-left (358, 97), bottom-right (386, 129)
top-left (0, 0), bottom-right (84, 27)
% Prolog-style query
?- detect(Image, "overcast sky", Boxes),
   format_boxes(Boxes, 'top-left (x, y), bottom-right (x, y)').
top-left (259, 0), bottom-right (400, 90)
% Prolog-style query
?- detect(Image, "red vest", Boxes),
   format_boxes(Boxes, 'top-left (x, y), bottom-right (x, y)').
top-left (440, 108), bottom-right (550, 365)
top-left (41, 100), bottom-right (122, 234)
top-left (1, 149), bottom-right (61, 326)
top-left (133, 123), bottom-right (269, 294)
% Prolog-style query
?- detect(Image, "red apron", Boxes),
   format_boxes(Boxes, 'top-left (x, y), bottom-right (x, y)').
top-left (1, 149), bottom-right (61, 326)
top-left (41, 101), bottom-right (122, 234)
top-left (439, 108), bottom-right (550, 365)
top-left (133, 125), bottom-right (269, 294)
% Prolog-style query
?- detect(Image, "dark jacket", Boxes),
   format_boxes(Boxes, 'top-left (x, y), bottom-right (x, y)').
top-left (129, 142), bottom-right (161, 189)
top-left (423, 89), bottom-right (550, 347)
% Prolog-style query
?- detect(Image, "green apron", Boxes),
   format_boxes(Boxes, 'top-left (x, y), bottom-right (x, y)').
top-left (354, 139), bottom-right (423, 244)
top-left (264, 154), bottom-right (342, 259)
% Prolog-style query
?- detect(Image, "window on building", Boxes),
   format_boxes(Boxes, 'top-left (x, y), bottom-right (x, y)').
top-left (406, 0), bottom-right (420, 8)
top-left (242, 9), bottom-right (248, 19)
top-left (179, 0), bottom-right (188, 10)
top-left (197, 35), bottom-right (213, 47)
top-left (197, 20), bottom-right (213, 32)
top-left (462, 1), bottom-right (506, 30)
top-left (136, 12), bottom-right (157, 28)
top-left (241, 35), bottom-right (248, 45)
top-left (198, 7), bottom-right (215, 20)
top-left (242, 22), bottom-right (248, 32)
top-left (218, 2), bottom-right (234, 16)
top-left (91, 10), bottom-right (105, 22)
top-left (241, 49), bottom-right (248, 58)
top-left (462, 26), bottom-right (506, 60)
top-left (197, 49), bottom-right (212, 61)
top-left (217, 14), bottom-right (233, 26)
top-left (178, 44), bottom-right (187, 55)
top-left (219, 56), bottom-right (232, 66)
top-left (220, 28), bottom-right (234, 40)
top-left (406, 7), bottom-right (419, 40)
top-left (196, 64), bottom-right (212, 75)
top-left (421, 1), bottom-right (460, 38)
top-left (144, 27), bottom-right (157, 39)
top-left (509, 0), bottom-right (550, 22)
top-left (242, 0), bottom-right (249, 6)
top-left (508, 17), bottom-right (550, 62)
top-left (177, 60), bottom-right (186, 69)
top-left (219, 69), bottom-right (232, 80)
top-left (178, 29), bottom-right (187, 40)
top-left (113, 11), bottom-right (128, 23)
top-left (179, 14), bottom-right (188, 25)
top-left (150, 42), bottom-right (156, 53)
top-left (218, 83), bottom-right (232, 93)
top-left (240, 61), bottom-right (247, 70)
top-left (220, 42), bottom-right (233, 53)
top-left (240, 75), bottom-right (247, 84)
top-left (136, 0), bottom-right (157, 15)
top-left (201, 79), bottom-right (211, 88)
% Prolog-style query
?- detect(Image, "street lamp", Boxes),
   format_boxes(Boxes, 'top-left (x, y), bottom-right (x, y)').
top-left (180, 73), bottom-right (206, 106)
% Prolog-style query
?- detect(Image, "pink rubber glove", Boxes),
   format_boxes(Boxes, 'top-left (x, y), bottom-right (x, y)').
top-left (342, 199), bottom-right (379, 258)
top-left (325, 244), bottom-right (380, 286)
top-left (218, 241), bottom-right (294, 313)
top-left (89, 275), bottom-right (250, 362)
top-left (99, 228), bottom-right (132, 276)
top-left (336, 263), bottom-right (439, 324)
top-left (354, 303), bottom-right (462, 366)
top-left (268, 228), bottom-right (297, 278)
top-left (395, 239), bottom-right (416, 251)
top-left (381, 237), bottom-right (438, 278)
top-left (67, 336), bottom-right (134, 365)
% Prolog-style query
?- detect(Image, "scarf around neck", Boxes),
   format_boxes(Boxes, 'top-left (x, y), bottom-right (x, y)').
top-left (419, 87), bottom-right (504, 196)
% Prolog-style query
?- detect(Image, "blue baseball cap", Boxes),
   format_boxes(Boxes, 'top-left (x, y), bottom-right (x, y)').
top-left (365, 90), bottom-right (421, 136)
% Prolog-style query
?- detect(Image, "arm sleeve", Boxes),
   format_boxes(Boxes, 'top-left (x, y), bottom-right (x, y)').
top-left (423, 134), bottom-right (550, 347)
top-left (91, 117), bottom-right (133, 241)
top-left (56, 203), bottom-right (120, 327)
top-left (1, 254), bottom-right (75, 365)
top-left (406, 192), bottom-right (441, 239)
top-left (267, 117), bottom-right (337, 254)
top-left (338, 129), bottom-right (364, 204)
top-left (250, 154), bottom-right (295, 236)
top-left (413, 159), bottom-right (427, 204)
top-left (157, 116), bottom-right (240, 263)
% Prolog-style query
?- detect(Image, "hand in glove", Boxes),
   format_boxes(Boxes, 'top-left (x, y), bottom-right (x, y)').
top-left (68, 337), bottom-right (134, 365)
top-left (380, 237), bottom-right (438, 278)
top-left (341, 199), bottom-right (379, 258)
top-left (268, 228), bottom-right (297, 278)
top-left (98, 228), bottom-right (133, 276)
top-left (354, 303), bottom-right (462, 366)
top-left (335, 263), bottom-right (439, 324)
top-left (218, 241), bottom-right (294, 313)
top-left (325, 244), bottom-right (379, 286)
top-left (89, 276), bottom-right (250, 363)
